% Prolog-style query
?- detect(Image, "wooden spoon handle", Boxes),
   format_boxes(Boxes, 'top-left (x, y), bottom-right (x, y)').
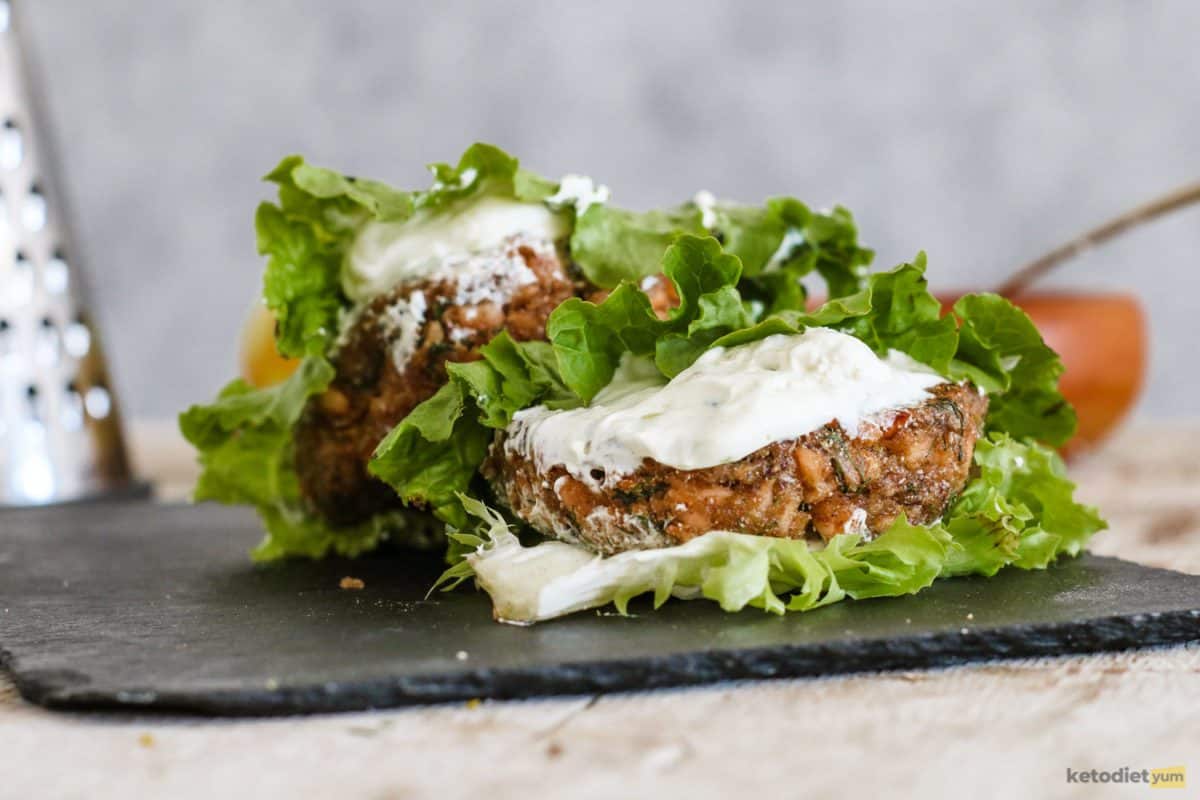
top-left (996, 180), bottom-right (1200, 297)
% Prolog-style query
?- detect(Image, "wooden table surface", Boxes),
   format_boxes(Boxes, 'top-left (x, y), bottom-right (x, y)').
top-left (3, 421), bottom-right (1198, 799)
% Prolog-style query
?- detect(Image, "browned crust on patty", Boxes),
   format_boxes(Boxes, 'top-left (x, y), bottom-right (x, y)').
top-left (293, 238), bottom-right (577, 525)
top-left (483, 382), bottom-right (988, 555)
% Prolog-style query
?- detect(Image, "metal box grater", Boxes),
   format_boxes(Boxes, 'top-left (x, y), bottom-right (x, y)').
top-left (0, 0), bottom-right (140, 505)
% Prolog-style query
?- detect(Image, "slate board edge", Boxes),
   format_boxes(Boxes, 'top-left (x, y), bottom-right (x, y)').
top-left (4, 608), bottom-right (1198, 718)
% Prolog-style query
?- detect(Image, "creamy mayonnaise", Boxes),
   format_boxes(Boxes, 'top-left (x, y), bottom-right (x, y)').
top-left (378, 289), bottom-right (427, 370)
top-left (693, 190), bottom-right (718, 228)
top-left (547, 174), bottom-right (611, 215)
top-left (506, 328), bottom-right (945, 487)
top-left (766, 227), bottom-right (807, 270)
top-left (342, 196), bottom-right (569, 301)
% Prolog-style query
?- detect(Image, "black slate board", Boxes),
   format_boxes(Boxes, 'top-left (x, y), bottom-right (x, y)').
top-left (1, 501), bottom-right (1198, 716)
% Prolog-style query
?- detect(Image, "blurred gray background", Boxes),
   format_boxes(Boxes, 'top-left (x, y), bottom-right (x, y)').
top-left (21, 0), bottom-right (1200, 418)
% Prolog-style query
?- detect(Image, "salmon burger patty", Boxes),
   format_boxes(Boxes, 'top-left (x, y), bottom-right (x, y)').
top-left (294, 236), bottom-right (577, 526)
top-left (484, 382), bottom-right (987, 556)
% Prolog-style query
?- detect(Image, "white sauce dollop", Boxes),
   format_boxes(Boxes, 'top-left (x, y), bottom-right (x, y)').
top-left (343, 196), bottom-right (568, 301)
top-left (378, 289), bottom-right (427, 371)
top-left (766, 227), bottom-right (807, 271)
top-left (507, 328), bottom-right (944, 488)
top-left (693, 190), bottom-right (718, 229)
top-left (547, 174), bottom-right (611, 215)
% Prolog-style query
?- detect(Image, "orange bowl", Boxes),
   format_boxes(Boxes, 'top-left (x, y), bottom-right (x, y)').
top-left (940, 291), bottom-right (1146, 456)
top-left (240, 304), bottom-right (300, 388)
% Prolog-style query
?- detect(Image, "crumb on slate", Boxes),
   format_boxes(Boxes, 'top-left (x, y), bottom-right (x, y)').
top-left (340, 576), bottom-right (366, 590)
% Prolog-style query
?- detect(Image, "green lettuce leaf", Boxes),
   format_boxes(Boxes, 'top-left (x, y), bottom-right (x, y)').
top-left (568, 195), bottom-right (872, 305)
top-left (179, 356), bottom-right (334, 505)
top-left (437, 434), bottom-right (1103, 624)
top-left (179, 357), bottom-right (437, 559)
top-left (732, 199), bottom-right (874, 309)
top-left (258, 158), bottom-right (413, 358)
top-left (838, 253), bottom-right (959, 373)
top-left (940, 433), bottom-right (1105, 576)
top-left (949, 293), bottom-right (1076, 445)
top-left (548, 234), bottom-right (749, 399)
top-left (710, 254), bottom-right (956, 369)
top-left (543, 283), bottom-right (658, 403)
top-left (366, 381), bottom-right (490, 530)
top-left (423, 141), bottom-right (559, 209)
top-left (567, 205), bottom-right (705, 288)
